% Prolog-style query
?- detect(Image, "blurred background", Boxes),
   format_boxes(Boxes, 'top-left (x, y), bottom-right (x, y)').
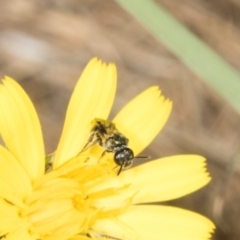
top-left (0, 0), bottom-right (240, 239)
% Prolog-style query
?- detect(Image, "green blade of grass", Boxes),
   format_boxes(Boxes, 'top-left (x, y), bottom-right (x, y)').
top-left (116, 0), bottom-right (240, 113)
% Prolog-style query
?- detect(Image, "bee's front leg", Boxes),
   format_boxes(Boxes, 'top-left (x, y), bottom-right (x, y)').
top-left (81, 132), bottom-right (102, 152)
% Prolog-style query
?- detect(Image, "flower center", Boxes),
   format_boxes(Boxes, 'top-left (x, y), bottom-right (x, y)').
top-left (22, 154), bottom-right (120, 240)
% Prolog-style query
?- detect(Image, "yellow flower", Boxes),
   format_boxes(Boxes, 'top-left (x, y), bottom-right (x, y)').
top-left (0, 58), bottom-right (215, 240)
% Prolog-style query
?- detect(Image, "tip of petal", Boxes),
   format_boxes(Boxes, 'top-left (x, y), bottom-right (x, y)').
top-left (113, 85), bottom-right (173, 154)
top-left (54, 57), bottom-right (117, 167)
top-left (2, 76), bottom-right (15, 84)
top-left (0, 75), bottom-right (45, 181)
top-left (88, 57), bottom-right (117, 69)
top-left (124, 154), bottom-right (212, 203)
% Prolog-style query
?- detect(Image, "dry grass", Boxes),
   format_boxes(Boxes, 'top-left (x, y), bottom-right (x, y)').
top-left (0, 0), bottom-right (240, 239)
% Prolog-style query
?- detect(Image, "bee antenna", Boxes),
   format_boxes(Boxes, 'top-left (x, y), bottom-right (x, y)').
top-left (135, 156), bottom-right (150, 159)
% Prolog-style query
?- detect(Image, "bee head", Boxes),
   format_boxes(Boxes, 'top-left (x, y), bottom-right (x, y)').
top-left (114, 147), bottom-right (134, 168)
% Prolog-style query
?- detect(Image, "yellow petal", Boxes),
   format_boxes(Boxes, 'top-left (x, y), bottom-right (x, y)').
top-left (4, 225), bottom-right (39, 240)
top-left (54, 58), bottom-right (117, 167)
top-left (89, 155), bottom-right (210, 204)
top-left (93, 205), bottom-right (215, 240)
top-left (0, 197), bottom-right (37, 239)
top-left (113, 86), bottom-right (172, 155)
top-left (0, 198), bottom-right (25, 235)
top-left (0, 77), bottom-right (45, 182)
top-left (0, 145), bottom-right (32, 206)
top-left (123, 155), bottom-right (210, 203)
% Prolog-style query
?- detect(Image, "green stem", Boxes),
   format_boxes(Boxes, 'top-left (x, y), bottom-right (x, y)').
top-left (116, 0), bottom-right (240, 113)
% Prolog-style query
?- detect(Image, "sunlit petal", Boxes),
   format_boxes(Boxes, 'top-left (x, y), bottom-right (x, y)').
top-left (55, 58), bottom-right (117, 167)
top-left (123, 155), bottom-right (210, 203)
top-left (0, 145), bottom-right (32, 205)
top-left (0, 77), bottom-right (45, 181)
top-left (93, 205), bottom-right (215, 240)
top-left (113, 86), bottom-right (172, 155)
top-left (89, 155), bottom-right (210, 204)
top-left (0, 198), bottom-right (25, 236)
top-left (5, 226), bottom-right (38, 240)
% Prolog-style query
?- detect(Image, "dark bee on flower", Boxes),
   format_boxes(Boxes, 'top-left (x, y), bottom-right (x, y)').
top-left (81, 118), bottom-right (147, 175)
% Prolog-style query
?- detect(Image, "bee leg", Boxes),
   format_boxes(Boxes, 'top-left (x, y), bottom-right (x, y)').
top-left (98, 149), bottom-right (109, 162)
top-left (100, 150), bottom-right (106, 159)
top-left (81, 132), bottom-right (96, 152)
top-left (86, 230), bottom-right (122, 240)
top-left (99, 146), bottom-right (123, 164)
top-left (81, 132), bottom-right (102, 153)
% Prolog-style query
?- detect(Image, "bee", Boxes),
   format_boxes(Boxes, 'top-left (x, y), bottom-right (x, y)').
top-left (81, 118), bottom-right (147, 175)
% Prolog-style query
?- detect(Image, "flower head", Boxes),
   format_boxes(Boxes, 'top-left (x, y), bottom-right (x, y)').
top-left (0, 58), bottom-right (215, 240)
